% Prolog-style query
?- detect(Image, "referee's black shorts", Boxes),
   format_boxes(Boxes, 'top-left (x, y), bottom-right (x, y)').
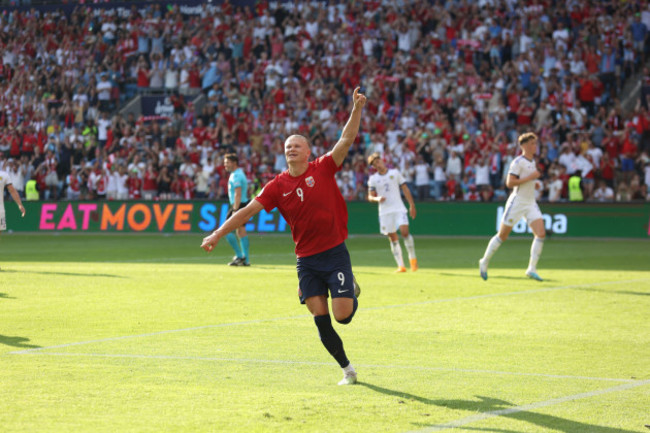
top-left (226, 201), bottom-right (250, 219)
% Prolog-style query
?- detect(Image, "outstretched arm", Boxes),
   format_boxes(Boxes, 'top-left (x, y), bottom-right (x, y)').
top-left (7, 184), bottom-right (25, 217)
top-left (201, 200), bottom-right (264, 252)
top-left (331, 87), bottom-right (367, 167)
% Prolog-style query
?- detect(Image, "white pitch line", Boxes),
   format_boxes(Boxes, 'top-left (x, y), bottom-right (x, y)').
top-left (14, 351), bottom-right (636, 383)
top-left (404, 379), bottom-right (650, 433)
top-left (8, 315), bottom-right (308, 355)
top-left (10, 277), bottom-right (649, 356)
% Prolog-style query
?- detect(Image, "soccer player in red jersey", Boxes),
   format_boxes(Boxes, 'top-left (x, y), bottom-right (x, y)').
top-left (201, 87), bottom-right (366, 385)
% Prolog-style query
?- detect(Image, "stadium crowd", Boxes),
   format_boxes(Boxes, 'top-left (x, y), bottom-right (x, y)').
top-left (1, 0), bottom-right (649, 204)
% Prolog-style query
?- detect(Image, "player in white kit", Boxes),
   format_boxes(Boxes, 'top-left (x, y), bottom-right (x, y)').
top-left (367, 153), bottom-right (418, 272)
top-left (479, 132), bottom-right (545, 281)
top-left (0, 168), bottom-right (26, 263)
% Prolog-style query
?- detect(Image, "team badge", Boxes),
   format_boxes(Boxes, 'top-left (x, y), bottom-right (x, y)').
top-left (305, 176), bottom-right (315, 187)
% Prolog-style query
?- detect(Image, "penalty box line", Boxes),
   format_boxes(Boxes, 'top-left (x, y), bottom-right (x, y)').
top-left (14, 351), bottom-right (638, 384)
top-left (404, 378), bottom-right (650, 433)
top-left (9, 277), bottom-right (648, 357)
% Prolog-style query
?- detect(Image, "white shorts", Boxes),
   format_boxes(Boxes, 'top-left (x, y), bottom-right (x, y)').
top-left (0, 211), bottom-right (5, 231)
top-left (378, 211), bottom-right (409, 235)
top-left (501, 197), bottom-right (542, 227)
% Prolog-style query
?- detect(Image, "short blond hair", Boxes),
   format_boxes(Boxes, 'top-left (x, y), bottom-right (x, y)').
top-left (518, 132), bottom-right (538, 146)
top-left (285, 134), bottom-right (310, 148)
top-left (367, 152), bottom-right (381, 166)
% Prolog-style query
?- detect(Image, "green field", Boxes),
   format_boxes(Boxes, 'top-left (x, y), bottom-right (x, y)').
top-left (1, 234), bottom-right (649, 433)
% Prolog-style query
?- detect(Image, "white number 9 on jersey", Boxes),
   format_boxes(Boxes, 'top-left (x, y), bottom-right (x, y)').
top-left (296, 187), bottom-right (304, 202)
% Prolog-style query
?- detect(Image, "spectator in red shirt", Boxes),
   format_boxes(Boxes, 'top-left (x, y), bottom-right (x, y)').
top-left (127, 170), bottom-right (142, 199)
top-left (187, 61), bottom-right (201, 94)
top-left (577, 72), bottom-right (597, 116)
top-left (445, 174), bottom-right (458, 200)
top-left (136, 56), bottom-right (151, 92)
top-left (9, 129), bottom-right (21, 158)
top-left (179, 173), bottom-right (194, 200)
top-left (506, 85), bottom-right (521, 122)
top-left (516, 99), bottom-right (534, 126)
top-left (620, 128), bottom-right (638, 182)
top-left (192, 118), bottom-right (207, 143)
top-left (142, 163), bottom-right (158, 200)
top-left (21, 127), bottom-right (37, 157)
top-left (599, 153), bottom-right (616, 187)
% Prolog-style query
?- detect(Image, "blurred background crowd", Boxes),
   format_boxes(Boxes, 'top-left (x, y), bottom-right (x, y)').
top-left (1, 0), bottom-right (649, 204)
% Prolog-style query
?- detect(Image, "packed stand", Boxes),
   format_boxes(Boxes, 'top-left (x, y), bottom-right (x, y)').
top-left (0, 0), bottom-right (649, 204)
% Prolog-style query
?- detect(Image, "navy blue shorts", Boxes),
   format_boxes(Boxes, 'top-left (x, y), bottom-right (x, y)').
top-left (297, 242), bottom-right (355, 304)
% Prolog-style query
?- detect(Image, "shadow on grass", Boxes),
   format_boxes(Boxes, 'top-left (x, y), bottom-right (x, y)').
top-left (437, 272), bottom-right (557, 283)
top-left (0, 293), bottom-right (15, 299)
top-left (0, 269), bottom-right (126, 278)
top-left (358, 382), bottom-right (640, 433)
top-left (0, 335), bottom-right (40, 349)
top-left (575, 287), bottom-right (650, 297)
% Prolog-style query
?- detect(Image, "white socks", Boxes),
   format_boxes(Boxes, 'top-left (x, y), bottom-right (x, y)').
top-left (482, 235), bottom-right (503, 263)
top-left (528, 237), bottom-right (545, 271)
top-left (403, 234), bottom-right (416, 259)
top-left (390, 240), bottom-right (405, 268)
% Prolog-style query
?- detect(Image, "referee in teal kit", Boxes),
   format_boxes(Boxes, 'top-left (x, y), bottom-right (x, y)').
top-left (223, 153), bottom-right (250, 266)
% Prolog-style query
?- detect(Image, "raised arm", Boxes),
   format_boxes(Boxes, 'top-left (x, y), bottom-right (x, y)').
top-left (331, 87), bottom-right (366, 167)
top-left (201, 200), bottom-right (263, 252)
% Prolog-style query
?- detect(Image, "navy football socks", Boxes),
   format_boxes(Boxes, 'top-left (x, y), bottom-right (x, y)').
top-left (314, 314), bottom-right (349, 368)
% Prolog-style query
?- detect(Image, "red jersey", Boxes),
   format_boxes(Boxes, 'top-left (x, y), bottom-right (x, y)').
top-left (67, 174), bottom-right (80, 192)
top-left (143, 170), bottom-right (158, 191)
top-left (255, 154), bottom-right (347, 258)
top-left (128, 177), bottom-right (142, 199)
top-left (137, 68), bottom-right (150, 87)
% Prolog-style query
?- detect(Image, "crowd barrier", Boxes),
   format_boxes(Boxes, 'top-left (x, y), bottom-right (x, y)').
top-left (3, 201), bottom-right (649, 238)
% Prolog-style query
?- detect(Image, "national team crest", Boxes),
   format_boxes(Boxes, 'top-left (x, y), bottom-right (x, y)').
top-left (305, 176), bottom-right (315, 187)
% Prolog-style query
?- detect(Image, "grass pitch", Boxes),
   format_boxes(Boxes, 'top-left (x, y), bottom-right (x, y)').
top-left (1, 233), bottom-right (649, 433)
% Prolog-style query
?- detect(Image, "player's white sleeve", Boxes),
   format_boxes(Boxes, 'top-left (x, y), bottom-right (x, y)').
top-left (508, 158), bottom-right (522, 178)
